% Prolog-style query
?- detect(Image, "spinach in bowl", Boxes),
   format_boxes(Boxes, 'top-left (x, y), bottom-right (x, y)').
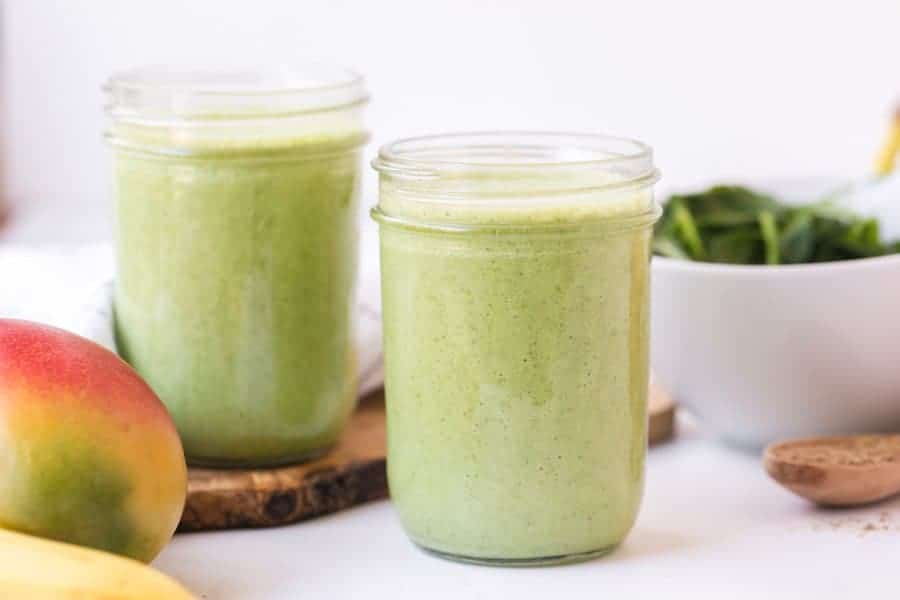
top-left (653, 185), bottom-right (900, 264)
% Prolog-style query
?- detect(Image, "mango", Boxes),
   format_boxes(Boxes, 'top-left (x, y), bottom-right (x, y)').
top-left (0, 319), bottom-right (187, 562)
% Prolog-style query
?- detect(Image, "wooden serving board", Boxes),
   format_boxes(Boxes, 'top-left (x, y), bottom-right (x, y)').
top-left (178, 385), bottom-right (677, 532)
top-left (648, 381), bottom-right (677, 445)
top-left (178, 392), bottom-right (388, 532)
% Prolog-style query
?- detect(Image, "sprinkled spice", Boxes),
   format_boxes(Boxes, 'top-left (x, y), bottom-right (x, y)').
top-left (771, 436), bottom-right (900, 468)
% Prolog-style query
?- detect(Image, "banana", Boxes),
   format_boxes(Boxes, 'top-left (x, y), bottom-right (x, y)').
top-left (874, 106), bottom-right (900, 176)
top-left (0, 529), bottom-right (194, 599)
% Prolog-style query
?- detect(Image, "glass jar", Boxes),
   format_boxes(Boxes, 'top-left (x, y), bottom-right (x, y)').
top-left (105, 65), bottom-right (368, 467)
top-left (372, 132), bottom-right (660, 565)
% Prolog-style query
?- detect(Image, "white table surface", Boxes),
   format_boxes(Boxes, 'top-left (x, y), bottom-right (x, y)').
top-left (6, 212), bottom-right (898, 599)
top-left (153, 418), bottom-right (900, 600)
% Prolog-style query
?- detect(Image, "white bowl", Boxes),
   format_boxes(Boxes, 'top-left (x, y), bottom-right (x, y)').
top-left (650, 180), bottom-right (900, 448)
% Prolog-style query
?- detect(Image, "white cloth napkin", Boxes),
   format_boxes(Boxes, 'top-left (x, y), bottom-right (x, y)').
top-left (0, 242), bottom-right (384, 397)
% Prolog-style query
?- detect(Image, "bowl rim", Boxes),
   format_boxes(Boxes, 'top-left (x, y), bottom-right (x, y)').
top-left (652, 252), bottom-right (900, 276)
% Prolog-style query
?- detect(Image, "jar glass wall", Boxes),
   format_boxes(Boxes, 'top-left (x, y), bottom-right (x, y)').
top-left (372, 132), bottom-right (660, 565)
top-left (105, 65), bottom-right (368, 467)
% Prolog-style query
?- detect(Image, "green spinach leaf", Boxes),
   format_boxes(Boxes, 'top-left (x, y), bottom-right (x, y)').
top-left (653, 185), bottom-right (900, 265)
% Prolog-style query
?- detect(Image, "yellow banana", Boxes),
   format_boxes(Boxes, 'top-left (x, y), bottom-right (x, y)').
top-left (0, 529), bottom-right (194, 599)
top-left (875, 106), bottom-right (900, 176)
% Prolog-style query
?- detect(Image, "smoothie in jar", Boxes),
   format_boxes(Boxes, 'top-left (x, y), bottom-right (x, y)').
top-left (105, 66), bottom-right (368, 467)
top-left (372, 133), bottom-right (660, 565)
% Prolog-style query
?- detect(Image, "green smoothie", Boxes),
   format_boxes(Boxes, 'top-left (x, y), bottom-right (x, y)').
top-left (373, 134), bottom-right (659, 564)
top-left (111, 132), bottom-right (364, 466)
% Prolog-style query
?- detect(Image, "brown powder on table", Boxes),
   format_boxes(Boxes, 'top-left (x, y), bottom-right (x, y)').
top-left (810, 511), bottom-right (898, 537)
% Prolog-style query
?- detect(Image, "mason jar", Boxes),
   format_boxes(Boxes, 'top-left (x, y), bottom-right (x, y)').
top-left (105, 65), bottom-right (368, 467)
top-left (372, 132), bottom-right (660, 565)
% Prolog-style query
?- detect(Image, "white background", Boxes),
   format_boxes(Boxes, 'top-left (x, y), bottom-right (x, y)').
top-left (3, 3), bottom-right (900, 598)
top-left (3, 0), bottom-right (900, 240)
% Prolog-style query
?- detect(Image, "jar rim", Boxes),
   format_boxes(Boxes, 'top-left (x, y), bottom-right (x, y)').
top-left (372, 131), bottom-right (657, 181)
top-left (104, 63), bottom-right (368, 121)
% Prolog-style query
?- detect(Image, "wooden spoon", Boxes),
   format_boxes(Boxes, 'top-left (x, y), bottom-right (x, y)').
top-left (764, 435), bottom-right (900, 507)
